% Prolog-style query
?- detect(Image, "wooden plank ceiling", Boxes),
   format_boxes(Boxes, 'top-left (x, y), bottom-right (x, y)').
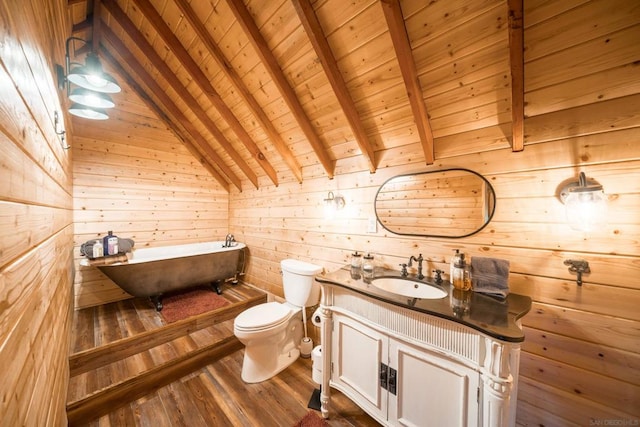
top-left (66, 0), bottom-right (523, 191)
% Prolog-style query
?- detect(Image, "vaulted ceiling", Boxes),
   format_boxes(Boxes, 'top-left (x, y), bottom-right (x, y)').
top-left (67, 0), bottom-right (523, 191)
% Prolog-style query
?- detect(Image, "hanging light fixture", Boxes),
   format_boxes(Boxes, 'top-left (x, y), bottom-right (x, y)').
top-left (56, 37), bottom-right (121, 120)
top-left (560, 172), bottom-right (607, 232)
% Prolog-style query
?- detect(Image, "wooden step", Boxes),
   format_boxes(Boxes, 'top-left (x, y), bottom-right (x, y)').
top-left (66, 283), bottom-right (266, 426)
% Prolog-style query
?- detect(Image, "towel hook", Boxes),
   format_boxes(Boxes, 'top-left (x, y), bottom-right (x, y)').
top-left (563, 259), bottom-right (590, 286)
top-left (54, 111), bottom-right (71, 149)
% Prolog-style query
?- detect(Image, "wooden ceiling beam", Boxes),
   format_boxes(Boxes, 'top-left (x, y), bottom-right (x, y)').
top-left (291, 0), bottom-right (377, 174)
top-left (101, 0), bottom-right (249, 190)
top-left (173, 0), bottom-right (303, 184)
top-left (225, 0), bottom-right (335, 179)
top-left (91, 0), bottom-right (101, 52)
top-left (71, 17), bottom-right (92, 34)
top-left (99, 30), bottom-right (231, 192)
top-left (130, 0), bottom-right (279, 187)
top-left (508, 0), bottom-right (525, 152)
top-left (381, 0), bottom-right (435, 165)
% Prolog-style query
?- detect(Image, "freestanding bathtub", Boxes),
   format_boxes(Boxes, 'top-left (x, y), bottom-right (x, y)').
top-left (93, 241), bottom-right (246, 310)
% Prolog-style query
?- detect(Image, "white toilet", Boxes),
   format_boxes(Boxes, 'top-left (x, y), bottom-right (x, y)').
top-left (233, 258), bottom-right (322, 383)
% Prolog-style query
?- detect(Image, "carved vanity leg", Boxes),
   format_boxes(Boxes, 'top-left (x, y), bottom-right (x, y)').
top-left (320, 304), bottom-right (332, 419)
top-left (481, 340), bottom-right (519, 427)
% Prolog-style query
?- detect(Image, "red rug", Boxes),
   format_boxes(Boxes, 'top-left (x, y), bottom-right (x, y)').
top-left (160, 287), bottom-right (230, 323)
top-left (292, 411), bottom-right (328, 427)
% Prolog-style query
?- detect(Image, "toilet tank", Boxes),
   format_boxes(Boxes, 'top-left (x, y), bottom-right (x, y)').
top-left (281, 259), bottom-right (322, 307)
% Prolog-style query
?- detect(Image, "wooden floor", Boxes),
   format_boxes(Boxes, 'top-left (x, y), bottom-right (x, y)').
top-left (68, 282), bottom-right (379, 426)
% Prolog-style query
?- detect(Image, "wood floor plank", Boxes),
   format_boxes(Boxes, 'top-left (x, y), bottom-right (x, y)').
top-left (155, 382), bottom-right (209, 426)
top-left (107, 405), bottom-right (136, 426)
top-left (71, 307), bottom-right (96, 353)
top-left (116, 300), bottom-right (147, 338)
top-left (130, 394), bottom-right (172, 427)
top-left (204, 355), bottom-right (287, 426)
top-left (190, 370), bottom-right (254, 426)
top-left (96, 303), bottom-right (122, 345)
top-left (182, 374), bottom-right (236, 426)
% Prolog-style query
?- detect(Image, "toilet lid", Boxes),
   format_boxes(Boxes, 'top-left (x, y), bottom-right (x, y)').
top-left (235, 302), bottom-right (293, 330)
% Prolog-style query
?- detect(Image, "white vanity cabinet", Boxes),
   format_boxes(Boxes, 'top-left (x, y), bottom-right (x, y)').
top-left (331, 312), bottom-right (480, 426)
top-left (320, 283), bottom-right (525, 427)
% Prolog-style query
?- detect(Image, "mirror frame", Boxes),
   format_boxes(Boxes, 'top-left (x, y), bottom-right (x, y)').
top-left (374, 168), bottom-right (496, 238)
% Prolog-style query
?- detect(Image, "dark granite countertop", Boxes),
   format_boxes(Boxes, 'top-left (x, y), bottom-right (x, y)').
top-left (316, 265), bottom-right (532, 343)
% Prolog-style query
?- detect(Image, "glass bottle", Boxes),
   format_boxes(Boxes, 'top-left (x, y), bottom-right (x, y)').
top-left (351, 251), bottom-right (362, 269)
top-left (463, 264), bottom-right (473, 291)
top-left (362, 253), bottom-right (375, 280)
top-left (450, 249), bottom-right (463, 283)
top-left (103, 230), bottom-right (119, 256)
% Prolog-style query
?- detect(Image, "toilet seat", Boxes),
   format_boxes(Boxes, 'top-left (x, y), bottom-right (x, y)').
top-left (234, 302), bottom-right (294, 331)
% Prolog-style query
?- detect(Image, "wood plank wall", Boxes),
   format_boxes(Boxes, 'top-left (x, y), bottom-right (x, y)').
top-left (72, 80), bottom-right (229, 308)
top-left (63, 0), bottom-right (639, 426)
top-left (0, 1), bottom-right (74, 425)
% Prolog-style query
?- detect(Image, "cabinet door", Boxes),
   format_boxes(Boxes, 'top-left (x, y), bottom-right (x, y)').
top-left (331, 314), bottom-right (388, 420)
top-left (388, 339), bottom-right (479, 427)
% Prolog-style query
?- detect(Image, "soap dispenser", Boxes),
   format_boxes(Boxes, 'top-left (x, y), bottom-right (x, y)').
top-left (451, 250), bottom-right (469, 290)
top-left (450, 249), bottom-right (462, 282)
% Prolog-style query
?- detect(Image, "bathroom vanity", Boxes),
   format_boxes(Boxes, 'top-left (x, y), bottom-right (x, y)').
top-left (316, 266), bottom-right (531, 427)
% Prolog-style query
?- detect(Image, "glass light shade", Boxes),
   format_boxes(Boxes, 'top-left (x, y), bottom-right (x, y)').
top-left (564, 182), bottom-right (607, 232)
top-left (69, 88), bottom-right (115, 109)
top-left (323, 191), bottom-right (345, 219)
top-left (67, 54), bottom-right (121, 93)
top-left (69, 103), bottom-right (109, 120)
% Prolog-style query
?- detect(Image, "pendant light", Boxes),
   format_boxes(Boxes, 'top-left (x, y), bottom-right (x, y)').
top-left (67, 52), bottom-right (121, 94)
top-left (55, 37), bottom-right (121, 120)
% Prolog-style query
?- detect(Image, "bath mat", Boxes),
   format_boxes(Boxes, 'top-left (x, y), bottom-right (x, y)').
top-left (160, 287), bottom-right (230, 323)
top-left (292, 411), bottom-right (328, 427)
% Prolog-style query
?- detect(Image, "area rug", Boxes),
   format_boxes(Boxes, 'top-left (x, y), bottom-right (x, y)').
top-left (292, 411), bottom-right (328, 427)
top-left (160, 287), bottom-right (230, 323)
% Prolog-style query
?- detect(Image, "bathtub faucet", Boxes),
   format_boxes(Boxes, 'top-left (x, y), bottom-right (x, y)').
top-left (224, 234), bottom-right (235, 248)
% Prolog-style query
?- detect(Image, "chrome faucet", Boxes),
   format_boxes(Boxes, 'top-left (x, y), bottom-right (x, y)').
top-left (224, 234), bottom-right (235, 248)
top-left (408, 254), bottom-right (424, 280)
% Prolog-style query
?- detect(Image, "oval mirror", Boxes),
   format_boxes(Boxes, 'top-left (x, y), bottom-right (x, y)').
top-left (374, 168), bottom-right (496, 238)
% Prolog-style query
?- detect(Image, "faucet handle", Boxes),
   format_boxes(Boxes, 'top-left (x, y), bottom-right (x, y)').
top-left (399, 263), bottom-right (408, 277)
top-left (433, 269), bottom-right (444, 284)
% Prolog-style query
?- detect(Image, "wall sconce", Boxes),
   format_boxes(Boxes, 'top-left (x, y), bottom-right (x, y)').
top-left (324, 191), bottom-right (345, 219)
top-left (559, 172), bottom-right (607, 232)
top-left (55, 37), bottom-right (121, 120)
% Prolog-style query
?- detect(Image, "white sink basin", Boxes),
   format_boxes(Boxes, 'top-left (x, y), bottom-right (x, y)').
top-left (372, 277), bottom-right (447, 299)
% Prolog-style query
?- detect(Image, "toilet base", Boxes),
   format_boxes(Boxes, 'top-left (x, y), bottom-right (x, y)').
top-left (241, 344), bottom-right (301, 383)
